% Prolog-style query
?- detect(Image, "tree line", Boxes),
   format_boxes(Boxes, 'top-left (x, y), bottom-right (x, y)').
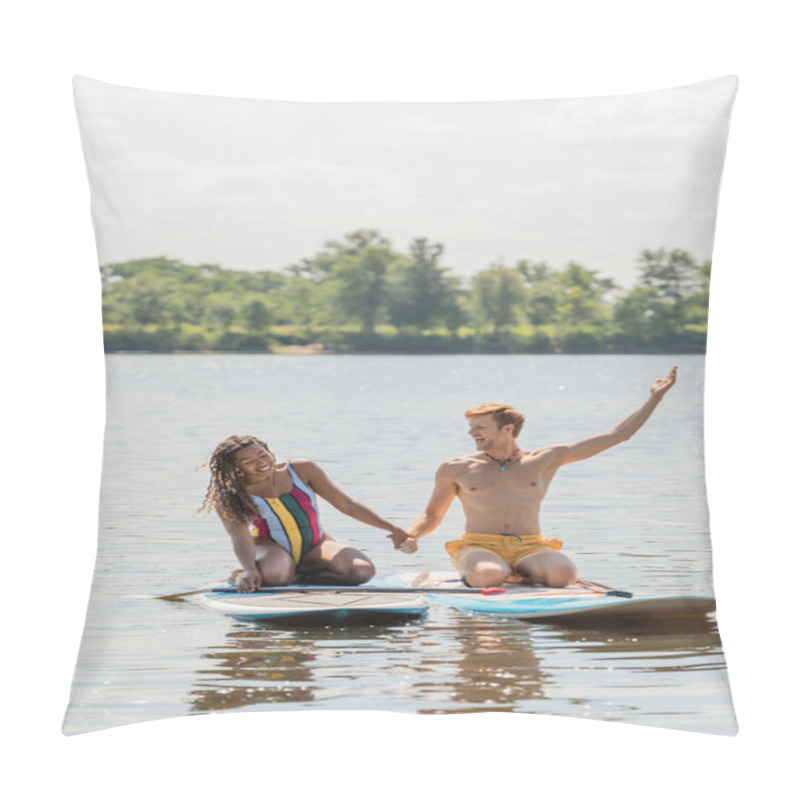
top-left (100, 229), bottom-right (711, 353)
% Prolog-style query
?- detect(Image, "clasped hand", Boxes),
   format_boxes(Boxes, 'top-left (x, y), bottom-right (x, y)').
top-left (387, 527), bottom-right (419, 553)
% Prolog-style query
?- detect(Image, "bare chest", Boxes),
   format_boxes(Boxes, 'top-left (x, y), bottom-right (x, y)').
top-left (457, 460), bottom-right (548, 502)
top-left (244, 469), bottom-right (294, 499)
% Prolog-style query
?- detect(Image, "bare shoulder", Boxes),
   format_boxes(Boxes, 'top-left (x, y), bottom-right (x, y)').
top-left (432, 455), bottom-right (472, 482)
top-left (519, 446), bottom-right (566, 474)
top-left (522, 445), bottom-right (563, 462)
top-left (288, 458), bottom-right (320, 480)
top-left (440, 454), bottom-right (478, 472)
top-left (215, 507), bottom-right (250, 534)
top-left (290, 459), bottom-right (343, 496)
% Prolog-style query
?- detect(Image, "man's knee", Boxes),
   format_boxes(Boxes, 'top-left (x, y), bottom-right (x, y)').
top-left (543, 564), bottom-right (577, 588)
top-left (462, 562), bottom-right (511, 588)
top-left (517, 553), bottom-right (577, 587)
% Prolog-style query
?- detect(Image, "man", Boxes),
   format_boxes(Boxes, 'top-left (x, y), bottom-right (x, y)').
top-left (400, 366), bottom-right (678, 587)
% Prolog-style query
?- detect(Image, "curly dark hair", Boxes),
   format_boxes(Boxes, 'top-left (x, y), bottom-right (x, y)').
top-left (200, 435), bottom-right (272, 523)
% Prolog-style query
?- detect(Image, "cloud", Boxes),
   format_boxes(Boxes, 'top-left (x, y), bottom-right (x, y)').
top-left (77, 76), bottom-right (734, 283)
top-left (521, 78), bottom-right (736, 143)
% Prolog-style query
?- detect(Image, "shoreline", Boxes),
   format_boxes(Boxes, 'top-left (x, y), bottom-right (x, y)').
top-left (103, 348), bottom-right (705, 356)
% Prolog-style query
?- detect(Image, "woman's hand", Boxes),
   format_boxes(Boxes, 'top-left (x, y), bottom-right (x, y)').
top-left (237, 568), bottom-right (262, 593)
top-left (387, 527), bottom-right (418, 553)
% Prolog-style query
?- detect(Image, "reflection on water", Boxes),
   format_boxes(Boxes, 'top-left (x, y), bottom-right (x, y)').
top-left (174, 603), bottom-right (731, 734)
top-left (64, 355), bottom-right (736, 735)
top-left (428, 619), bottom-right (545, 710)
top-left (190, 630), bottom-right (317, 712)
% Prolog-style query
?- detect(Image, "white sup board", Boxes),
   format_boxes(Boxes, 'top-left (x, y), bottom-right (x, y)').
top-left (397, 571), bottom-right (716, 622)
top-left (195, 583), bottom-right (429, 622)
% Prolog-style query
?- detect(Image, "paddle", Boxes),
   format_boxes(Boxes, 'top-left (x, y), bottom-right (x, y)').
top-left (212, 585), bottom-right (508, 595)
top-left (158, 584), bottom-right (508, 600)
top-left (576, 579), bottom-right (633, 598)
top-left (158, 587), bottom-right (218, 601)
top-left (160, 581), bottom-right (633, 601)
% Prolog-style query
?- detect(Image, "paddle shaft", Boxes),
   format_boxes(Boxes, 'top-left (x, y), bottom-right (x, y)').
top-left (159, 580), bottom-right (631, 601)
top-left (210, 585), bottom-right (506, 595)
top-left (158, 588), bottom-right (214, 600)
top-left (159, 584), bottom-right (502, 600)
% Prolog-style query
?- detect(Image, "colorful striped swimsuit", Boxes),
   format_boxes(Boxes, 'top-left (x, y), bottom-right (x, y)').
top-left (249, 463), bottom-right (323, 564)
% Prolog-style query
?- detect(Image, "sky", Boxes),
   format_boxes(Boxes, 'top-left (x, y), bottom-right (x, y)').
top-left (74, 75), bottom-right (737, 287)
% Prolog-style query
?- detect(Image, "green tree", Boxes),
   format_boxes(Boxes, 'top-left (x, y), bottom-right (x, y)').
top-left (517, 261), bottom-right (560, 325)
top-left (288, 229), bottom-right (391, 283)
top-left (553, 262), bottom-right (616, 328)
top-left (272, 276), bottom-right (328, 327)
top-left (683, 259), bottom-right (711, 328)
top-left (471, 264), bottom-right (527, 333)
top-left (614, 249), bottom-right (707, 344)
top-left (613, 286), bottom-right (662, 340)
top-left (107, 271), bottom-right (188, 327)
top-left (98, 240), bottom-right (711, 355)
top-left (329, 245), bottom-right (395, 334)
top-left (244, 298), bottom-right (272, 332)
top-left (638, 248), bottom-right (701, 301)
top-left (388, 238), bottom-right (462, 331)
top-left (204, 294), bottom-right (239, 332)
top-left (614, 248), bottom-right (711, 350)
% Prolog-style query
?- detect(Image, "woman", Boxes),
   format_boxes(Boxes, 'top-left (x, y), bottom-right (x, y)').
top-left (202, 435), bottom-right (411, 592)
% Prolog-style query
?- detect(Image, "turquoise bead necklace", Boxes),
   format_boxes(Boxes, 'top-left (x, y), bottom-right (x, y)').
top-left (485, 450), bottom-right (521, 472)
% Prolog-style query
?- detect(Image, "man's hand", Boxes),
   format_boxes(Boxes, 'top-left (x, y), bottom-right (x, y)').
top-left (650, 366), bottom-right (677, 400)
top-left (399, 535), bottom-right (419, 554)
top-left (387, 527), bottom-right (418, 553)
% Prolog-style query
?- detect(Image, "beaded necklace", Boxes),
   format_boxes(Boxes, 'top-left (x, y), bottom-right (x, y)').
top-left (485, 450), bottom-right (521, 472)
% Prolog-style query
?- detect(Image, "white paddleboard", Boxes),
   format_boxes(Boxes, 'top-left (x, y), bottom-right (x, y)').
top-left (195, 583), bottom-right (429, 622)
top-left (397, 571), bottom-right (716, 622)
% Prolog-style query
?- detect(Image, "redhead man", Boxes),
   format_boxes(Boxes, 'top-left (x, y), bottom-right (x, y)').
top-left (401, 367), bottom-right (678, 588)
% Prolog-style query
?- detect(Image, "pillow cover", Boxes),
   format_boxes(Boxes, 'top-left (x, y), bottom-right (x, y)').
top-left (64, 75), bottom-right (738, 736)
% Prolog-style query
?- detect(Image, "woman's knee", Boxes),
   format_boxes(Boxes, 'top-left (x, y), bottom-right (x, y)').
top-left (256, 552), bottom-right (296, 586)
top-left (333, 552), bottom-right (375, 585)
top-left (258, 566), bottom-right (295, 586)
top-left (345, 558), bottom-right (376, 585)
top-left (314, 544), bottom-right (376, 585)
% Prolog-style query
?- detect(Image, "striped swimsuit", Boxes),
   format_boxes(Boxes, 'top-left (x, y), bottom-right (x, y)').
top-left (249, 463), bottom-right (323, 564)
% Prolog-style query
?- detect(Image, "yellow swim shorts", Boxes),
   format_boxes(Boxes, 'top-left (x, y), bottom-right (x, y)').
top-left (444, 533), bottom-right (563, 569)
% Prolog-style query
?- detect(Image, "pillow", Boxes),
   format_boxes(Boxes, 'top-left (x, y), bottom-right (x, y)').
top-left (64, 75), bottom-right (738, 736)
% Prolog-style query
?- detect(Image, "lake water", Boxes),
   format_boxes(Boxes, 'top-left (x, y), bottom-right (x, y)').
top-left (63, 354), bottom-right (736, 735)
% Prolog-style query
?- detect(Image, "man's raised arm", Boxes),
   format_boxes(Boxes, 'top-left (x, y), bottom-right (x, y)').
top-left (550, 366), bottom-right (677, 468)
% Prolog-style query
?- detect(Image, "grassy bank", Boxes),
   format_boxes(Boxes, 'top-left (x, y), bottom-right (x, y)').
top-left (103, 322), bottom-right (707, 355)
